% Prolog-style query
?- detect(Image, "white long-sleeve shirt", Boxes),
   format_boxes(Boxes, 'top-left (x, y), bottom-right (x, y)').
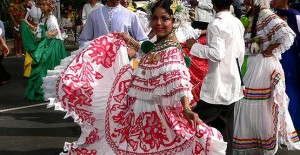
top-left (190, 11), bottom-right (245, 105)
top-left (82, 2), bottom-right (103, 25)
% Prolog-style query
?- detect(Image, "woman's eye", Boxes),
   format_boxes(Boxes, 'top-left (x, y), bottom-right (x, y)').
top-left (162, 16), bottom-right (170, 21)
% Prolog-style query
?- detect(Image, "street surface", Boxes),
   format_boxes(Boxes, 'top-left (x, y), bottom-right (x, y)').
top-left (0, 42), bottom-right (299, 155)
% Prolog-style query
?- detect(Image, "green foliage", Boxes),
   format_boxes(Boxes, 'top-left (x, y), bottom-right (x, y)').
top-left (175, 5), bottom-right (183, 13)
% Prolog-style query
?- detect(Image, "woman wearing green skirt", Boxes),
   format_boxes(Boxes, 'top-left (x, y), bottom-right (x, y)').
top-left (21, 0), bottom-right (67, 101)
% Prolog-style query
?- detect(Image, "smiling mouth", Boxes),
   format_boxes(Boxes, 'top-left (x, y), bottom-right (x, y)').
top-left (156, 28), bottom-right (164, 32)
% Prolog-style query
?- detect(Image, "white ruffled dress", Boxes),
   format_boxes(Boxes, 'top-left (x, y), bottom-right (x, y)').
top-left (42, 33), bottom-right (227, 155)
top-left (233, 9), bottom-right (300, 155)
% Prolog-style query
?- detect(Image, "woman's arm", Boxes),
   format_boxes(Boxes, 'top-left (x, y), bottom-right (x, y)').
top-left (46, 29), bottom-right (58, 38)
top-left (22, 19), bottom-right (36, 31)
top-left (9, 11), bottom-right (18, 28)
top-left (181, 96), bottom-right (201, 127)
top-left (0, 36), bottom-right (10, 56)
top-left (262, 43), bottom-right (280, 57)
top-left (117, 32), bottom-right (140, 58)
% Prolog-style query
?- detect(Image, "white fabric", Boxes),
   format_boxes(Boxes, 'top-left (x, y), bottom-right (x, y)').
top-left (190, 11), bottom-right (245, 105)
top-left (29, 5), bottom-right (42, 25)
top-left (0, 28), bottom-right (2, 36)
top-left (297, 15), bottom-right (300, 32)
top-left (82, 2), bottom-right (103, 25)
top-left (60, 17), bottom-right (73, 28)
top-left (43, 34), bottom-right (227, 155)
top-left (36, 15), bottom-right (63, 40)
top-left (233, 9), bottom-right (300, 154)
top-left (135, 10), bottom-right (151, 35)
top-left (195, 0), bottom-right (214, 23)
top-left (175, 22), bottom-right (200, 43)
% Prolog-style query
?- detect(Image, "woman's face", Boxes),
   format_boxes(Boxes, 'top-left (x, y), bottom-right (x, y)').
top-left (121, 0), bottom-right (130, 8)
top-left (151, 7), bottom-right (174, 38)
top-left (271, 0), bottom-right (287, 9)
top-left (40, 1), bottom-right (50, 13)
top-left (67, 5), bottom-right (73, 11)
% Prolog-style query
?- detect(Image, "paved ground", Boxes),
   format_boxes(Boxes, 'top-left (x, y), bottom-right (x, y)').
top-left (0, 42), bottom-right (80, 155)
top-left (0, 41), bottom-right (299, 155)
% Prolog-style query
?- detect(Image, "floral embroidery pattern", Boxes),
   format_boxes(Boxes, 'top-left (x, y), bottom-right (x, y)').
top-left (56, 34), bottom-right (125, 150)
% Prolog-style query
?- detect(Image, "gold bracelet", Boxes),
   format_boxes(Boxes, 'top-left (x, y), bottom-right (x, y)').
top-left (183, 107), bottom-right (192, 112)
top-left (127, 37), bottom-right (140, 51)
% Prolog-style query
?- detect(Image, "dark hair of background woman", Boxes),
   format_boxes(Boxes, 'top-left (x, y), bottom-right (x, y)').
top-left (151, 0), bottom-right (174, 15)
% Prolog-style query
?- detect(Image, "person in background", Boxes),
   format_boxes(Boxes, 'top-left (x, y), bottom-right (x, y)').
top-left (233, 0), bottom-right (300, 153)
top-left (82, 0), bottom-right (103, 25)
top-left (21, 0), bottom-right (67, 101)
top-left (271, 0), bottom-right (300, 133)
top-left (66, 4), bottom-right (76, 24)
top-left (0, 21), bottom-right (11, 86)
top-left (9, 0), bottom-right (26, 57)
top-left (233, 0), bottom-right (244, 18)
top-left (184, 0), bottom-right (245, 153)
top-left (78, 0), bottom-right (148, 48)
top-left (26, 0), bottom-right (42, 26)
top-left (61, 11), bottom-right (74, 28)
top-left (189, 0), bottom-right (214, 31)
top-left (23, 0), bottom-right (42, 78)
top-left (120, 0), bottom-right (136, 11)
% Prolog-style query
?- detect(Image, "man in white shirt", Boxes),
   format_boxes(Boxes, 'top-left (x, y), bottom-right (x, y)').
top-left (185, 0), bottom-right (245, 154)
top-left (82, 0), bottom-right (103, 25)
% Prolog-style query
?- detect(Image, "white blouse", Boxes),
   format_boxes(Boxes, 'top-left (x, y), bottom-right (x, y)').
top-left (36, 15), bottom-right (63, 40)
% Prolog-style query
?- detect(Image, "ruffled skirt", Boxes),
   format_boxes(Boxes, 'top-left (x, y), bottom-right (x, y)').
top-left (42, 34), bottom-right (227, 155)
top-left (233, 54), bottom-right (300, 155)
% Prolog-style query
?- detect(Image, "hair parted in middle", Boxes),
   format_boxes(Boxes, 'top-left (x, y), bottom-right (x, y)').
top-left (147, 0), bottom-right (189, 28)
top-left (40, 0), bottom-right (57, 11)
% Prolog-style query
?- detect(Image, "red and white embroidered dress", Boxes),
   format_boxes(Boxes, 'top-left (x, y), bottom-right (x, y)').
top-left (42, 34), bottom-right (227, 155)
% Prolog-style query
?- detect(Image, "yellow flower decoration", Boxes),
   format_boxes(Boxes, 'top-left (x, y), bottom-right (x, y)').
top-left (170, 0), bottom-right (178, 14)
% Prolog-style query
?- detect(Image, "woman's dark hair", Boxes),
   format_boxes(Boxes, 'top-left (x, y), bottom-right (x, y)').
top-left (151, 0), bottom-right (174, 16)
top-left (212, 0), bottom-right (232, 10)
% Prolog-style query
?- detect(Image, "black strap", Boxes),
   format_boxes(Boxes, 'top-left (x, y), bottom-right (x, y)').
top-left (236, 58), bottom-right (244, 86)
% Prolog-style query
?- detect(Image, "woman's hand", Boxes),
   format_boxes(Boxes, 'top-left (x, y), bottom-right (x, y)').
top-left (262, 43), bottom-right (279, 57)
top-left (0, 44), bottom-right (10, 57)
top-left (47, 30), bottom-right (58, 38)
top-left (116, 32), bottom-right (132, 42)
top-left (183, 108), bottom-right (201, 128)
top-left (127, 48), bottom-right (136, 58)
top-left (46, 31), bottom-right (53, 38)
top-left (184, 38), bottom-right (197, 49)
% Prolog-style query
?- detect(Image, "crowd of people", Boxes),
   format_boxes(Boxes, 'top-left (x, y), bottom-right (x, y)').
top-left (0, 0), bottom-right (300, 154)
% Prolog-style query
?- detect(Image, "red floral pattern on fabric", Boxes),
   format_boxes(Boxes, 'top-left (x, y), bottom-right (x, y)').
top-left (71, 148), bottom-right (97, 155)
top-left (85, 129), bottom-right (100, 144)
top-left (56, 34), bottom-right (125, 152)
top-left (193, 141), bottom-right (205, 155)
top-left (58, 34), bottom-right (123, 125)
top-left (54, 35), bottom-right (225, 154)
top-left (106, 65), bottom-right (195, 154)
top-left (181, 36), bottom-right (208, 106)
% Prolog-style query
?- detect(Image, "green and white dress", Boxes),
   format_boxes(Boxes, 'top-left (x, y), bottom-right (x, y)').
top-left (21, 15), bottom-right (67, 101)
